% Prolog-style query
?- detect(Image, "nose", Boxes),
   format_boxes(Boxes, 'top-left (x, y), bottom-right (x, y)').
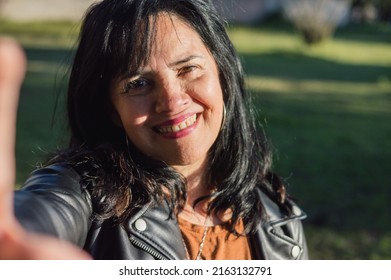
top-left (155, 76), bottom-right (190, 113)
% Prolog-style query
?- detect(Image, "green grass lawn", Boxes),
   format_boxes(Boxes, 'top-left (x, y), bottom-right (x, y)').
top-left (1, 19), bottom-right (390, 259)
top-left (230, 21), bottom-right (391, 259)
top-left (0, 20), bottom-right (77, 182)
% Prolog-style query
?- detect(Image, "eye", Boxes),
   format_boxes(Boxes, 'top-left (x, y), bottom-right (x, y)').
top-left (178, 65), bottom-right (198, 77)
top-left (122, 78), bottom-right (150, 94)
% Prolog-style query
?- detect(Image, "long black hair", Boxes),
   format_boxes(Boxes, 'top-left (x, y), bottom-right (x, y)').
top-left (52, 0), bottom-right (288, 233)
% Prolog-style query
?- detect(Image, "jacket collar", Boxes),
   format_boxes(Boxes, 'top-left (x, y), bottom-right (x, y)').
top-left (123, 189), bottom-right (307, 260)
top-left (124, 200), bottom-right (188, 260)
top-left (249, 188), bottom-right (307, 260)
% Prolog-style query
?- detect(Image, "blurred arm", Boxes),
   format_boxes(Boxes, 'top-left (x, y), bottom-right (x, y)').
top-left (14, 164), bottom-right (93, 246)
top-left (0, 37), bottom-right (91, 259)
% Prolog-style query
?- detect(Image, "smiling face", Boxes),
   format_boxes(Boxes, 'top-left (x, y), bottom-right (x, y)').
top-left (109, 13), bottom-right (224, 171)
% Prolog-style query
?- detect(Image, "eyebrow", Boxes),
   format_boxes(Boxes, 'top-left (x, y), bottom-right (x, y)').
top-left (121, 55), bottom-right (205, 79)
top-left (168, 55), bottom-right (204, 68)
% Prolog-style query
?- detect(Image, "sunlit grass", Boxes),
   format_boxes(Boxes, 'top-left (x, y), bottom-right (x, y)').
top-left (306, 39), bottom-right (391, 66)
top-left (229, 21), bottom-right (391, 259)
top-left (229, 24), bottom-right (391, 66)
top-left (0, 20), bottom-right (79, 48)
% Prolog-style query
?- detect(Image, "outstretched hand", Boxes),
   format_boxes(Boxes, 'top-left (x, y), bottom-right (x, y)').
top-left (0, 37), bottom-right (91, 260)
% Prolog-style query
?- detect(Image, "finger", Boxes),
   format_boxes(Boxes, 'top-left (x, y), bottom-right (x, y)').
top-left (0, 37), bottom-right (26, 226)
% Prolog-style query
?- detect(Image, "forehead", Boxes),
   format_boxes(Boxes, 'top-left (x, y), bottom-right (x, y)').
top-left (110, 12), bottom-right (212, 79)
top-left (149, 14), bottom-right (207, 57)
top-left (154, 13), bottom-right (195, 37)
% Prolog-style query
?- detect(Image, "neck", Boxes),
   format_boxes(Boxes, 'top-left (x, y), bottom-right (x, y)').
top-left (172, 158), bottom-right (210, 202)
top-left (172, 159), bottom-right (218, 226)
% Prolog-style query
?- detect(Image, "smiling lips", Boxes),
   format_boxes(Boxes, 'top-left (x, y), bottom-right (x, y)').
top-left (156, 114), bottom-right (198, 134)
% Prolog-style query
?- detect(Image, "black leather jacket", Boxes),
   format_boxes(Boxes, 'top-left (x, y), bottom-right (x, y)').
top-left (14, 164), bottom-right (308, 260)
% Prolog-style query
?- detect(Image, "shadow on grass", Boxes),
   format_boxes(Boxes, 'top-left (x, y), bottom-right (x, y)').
top-left (240, 47), bottom-right (391, 235)
top-left (241, 51), bottom-right (391, 83)
top-left (251, 84), bottom-right (391, 229)
top-left (333, 22), bottom-right (391, 45)
top-left (252, 86), bottom-right (391, 258)
top-left (16, 46), bottom-right (72, 185)
top-left (25, 46), bottom-right (74, 66)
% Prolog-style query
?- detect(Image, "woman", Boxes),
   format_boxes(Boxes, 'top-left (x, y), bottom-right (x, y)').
top-left (1, 0), bottom-right (307, 259)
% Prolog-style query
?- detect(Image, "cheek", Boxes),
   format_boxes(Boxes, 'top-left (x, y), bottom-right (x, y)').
top-left (191, 75), bottom-right (224, 109)
top-left (122, 112), bottom-right (147, 128)
top-left (206, 80), bottom-right (224, 131)
top-left (120, 104), bottom-right (150, 150)
top-left (114, 98), bottom-right (152, 127)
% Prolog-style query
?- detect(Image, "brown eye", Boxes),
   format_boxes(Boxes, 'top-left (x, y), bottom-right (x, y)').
top-left (123, 78), bottom-right (150, 93)
top-left (178, 65), bottom-right (197, 76)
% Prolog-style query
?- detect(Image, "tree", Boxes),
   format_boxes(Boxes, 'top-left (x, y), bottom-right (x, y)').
top-left (376, 0), bottom-right (391, 22)
top-left (282, 0), bottom-right (352, 45)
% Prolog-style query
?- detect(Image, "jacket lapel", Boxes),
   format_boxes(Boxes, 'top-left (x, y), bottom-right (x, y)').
top-left (250, 188), bottom-right (308, 260)
top-left (124, 200), bottom-right (188, 260)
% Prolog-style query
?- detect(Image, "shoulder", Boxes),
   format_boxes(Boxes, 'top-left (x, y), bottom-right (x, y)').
top-left (22, 162), bottom-right (83, 191)
top-left (20, 162), bottom-right (92, 210)
top-left (255, 187), bottom-right (307, 223)
top-left (15, 163), bottom-right (93, 245)
top-left (251, 187), bottom-right (308, 259)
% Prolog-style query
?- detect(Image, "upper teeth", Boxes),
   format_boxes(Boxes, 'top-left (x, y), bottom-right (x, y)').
top-left (157, 115), bottom-right (197, 133)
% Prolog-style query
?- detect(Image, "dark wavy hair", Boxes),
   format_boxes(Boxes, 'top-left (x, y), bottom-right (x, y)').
top-left (52, 0), bottom-right (288, 234)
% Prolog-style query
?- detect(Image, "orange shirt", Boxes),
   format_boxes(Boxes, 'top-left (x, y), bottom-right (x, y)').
top-left (178, 217), bottom-right (252, 260)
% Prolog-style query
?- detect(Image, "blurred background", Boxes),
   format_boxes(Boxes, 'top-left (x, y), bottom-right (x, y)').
top-left (1, 0), bottom-right (390, 259)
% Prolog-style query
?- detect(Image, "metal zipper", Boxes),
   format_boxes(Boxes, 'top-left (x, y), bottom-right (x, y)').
top-left (128, 236), bottom-right (169, 260)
